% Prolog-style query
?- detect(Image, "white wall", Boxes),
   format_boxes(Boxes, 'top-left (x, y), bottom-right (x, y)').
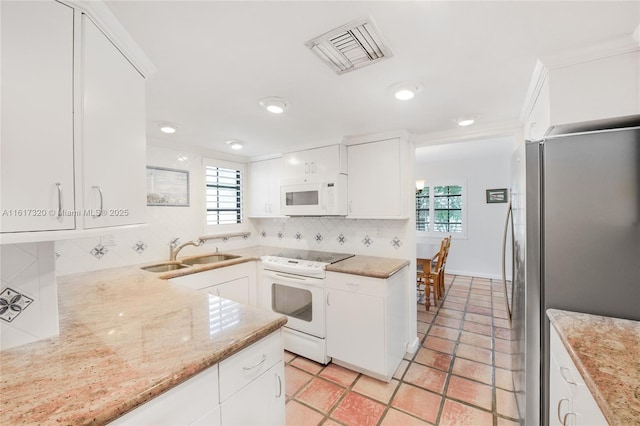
top-left (55, 143), bottom-right (257, 276)
top-left (415, 136), bottom-right (514, 279)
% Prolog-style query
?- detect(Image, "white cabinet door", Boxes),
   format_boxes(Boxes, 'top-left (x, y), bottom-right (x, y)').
top-left (111, 367), bottom-right (219, 425)
top-left (282, 145), bottom-right (346, 180)
top-left (549, 327), bottom-right (608, 426)
top-left (212, 277), bottom-right (250, 305)
top-left (248, 158), bottom-right (282, 217)
top-left (192, 405), bottom-right (221, 426)
top-left (248, 160), bottom-right (270, 217)
top-left (220, 362), bottom-right (285, 426)
top-left (326, 288), bottom-right (385, 375)
top-left (0, 1), bottom-right (75, 232)
top-left (81, 16), bottom-right (146, 229)
top-left (347, 138), bottom-right (405, 218)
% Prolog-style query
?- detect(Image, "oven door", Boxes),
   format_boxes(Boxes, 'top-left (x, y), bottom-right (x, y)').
top-left (263, 269), bottom-right (325, 338)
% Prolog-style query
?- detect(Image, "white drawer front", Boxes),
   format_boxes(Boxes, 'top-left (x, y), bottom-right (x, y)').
top-left (325, 272), bottom-right (386, 297)
top-left (111, 367), bottom-right (219, 425)
top-left (550, 327), bottom-right (584, 387)
top-left (219, 330), bottom-right (283, 402)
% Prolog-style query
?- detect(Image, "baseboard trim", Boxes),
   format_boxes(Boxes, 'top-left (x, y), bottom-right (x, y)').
top-left (446, 269), bottom-right (512, 281)
top-left (406, 336), bottom-right (420, 354)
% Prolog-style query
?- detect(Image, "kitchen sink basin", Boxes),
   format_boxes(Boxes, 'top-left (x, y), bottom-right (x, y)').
top-left (140, 262), bottom-right (190, 273)
top-left (181, 254), bottom-right (241, 265)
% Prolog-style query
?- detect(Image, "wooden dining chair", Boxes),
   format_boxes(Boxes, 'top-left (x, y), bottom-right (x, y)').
top-left (418, 239), bottom-right (447, 310)
top-left (416, 258), bottom-right (430, 307)
top-left (438, 235), bottom-right (452, 297)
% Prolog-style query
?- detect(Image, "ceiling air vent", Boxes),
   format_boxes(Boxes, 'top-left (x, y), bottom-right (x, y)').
top-left (305, 16), bottom-right (393, 75)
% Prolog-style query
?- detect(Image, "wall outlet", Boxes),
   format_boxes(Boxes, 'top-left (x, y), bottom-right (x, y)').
top-left (100, 235), bottom-right (116, 246)
top-left (376, 227), bottom-right (383, 237)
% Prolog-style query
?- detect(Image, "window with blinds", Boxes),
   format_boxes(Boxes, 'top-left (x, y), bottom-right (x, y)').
top-left (416, 187), bottom-right (430, 231)
top-left (416, 183), bottom-right (464, 235)
top-left (205, 165), bottom-right (242, 225)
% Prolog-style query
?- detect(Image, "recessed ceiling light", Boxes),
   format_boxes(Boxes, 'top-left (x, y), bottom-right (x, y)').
top-left (226, 140), bottom-right (243, 150)
top-left (155, 121), bottom-right (177, 134)
top-left (259, 97), bottom-right (287, 114)
top-left (389, 82), bottom-right (423, 101)
top-left (457, 118), bottom-right (476, 127)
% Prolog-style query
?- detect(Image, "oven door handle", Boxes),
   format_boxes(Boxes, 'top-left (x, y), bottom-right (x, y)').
top-left (264, 270), bottom-right (322, 285)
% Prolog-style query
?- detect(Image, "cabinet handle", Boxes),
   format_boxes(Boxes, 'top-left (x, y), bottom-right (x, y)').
top-left (275, 373), bottom-right (282, 398)
top-left (562, 412), bottom-right (575, 426)
top-left (243, 354), bottom-right (267, 372)
top-left (557, 398), bottom-right (570, 423)
top-left (560, 367), bottom-right (576, 385)
top-left (310, 162), bottom-right (316, 173)
top-left (92, 186), bottom-right (104, 217)
top-left (346, 282), bottom-right (359, 291)
top-left (55, 182), bottom-right (63, 219)
top-left (326, 292), bottom-right (331, 306)
top-left (265, 203), bottom-right (268, 214)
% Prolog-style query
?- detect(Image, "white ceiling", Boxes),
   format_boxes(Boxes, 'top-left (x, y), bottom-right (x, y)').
top-left (105, 1), bottom-right (640, 159)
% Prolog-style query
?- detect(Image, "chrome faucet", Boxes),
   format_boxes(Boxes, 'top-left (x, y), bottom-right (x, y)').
top-left (169, 237), bottom-right (204, 261)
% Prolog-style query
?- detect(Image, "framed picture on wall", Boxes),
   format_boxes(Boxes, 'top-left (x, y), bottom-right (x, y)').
top-left (486, 188), bottom-right (508, 204)
top-left (146, 166), bottom-right (190, 206)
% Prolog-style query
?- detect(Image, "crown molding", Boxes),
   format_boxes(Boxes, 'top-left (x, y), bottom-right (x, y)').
top-left (342, 129), bottom-right (411, 145)
top-left (61, 0), bottom-right (156, 78)
top-left (540, 34), bottom-right (639, 70)
top-left (519, 60), bottom-right (549, 123)
top-left (412, 120), bottom-right (521, 147)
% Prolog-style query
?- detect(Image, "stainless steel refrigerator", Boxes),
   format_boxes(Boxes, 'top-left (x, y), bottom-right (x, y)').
top-left (506, 126), bottom-right (640, 426)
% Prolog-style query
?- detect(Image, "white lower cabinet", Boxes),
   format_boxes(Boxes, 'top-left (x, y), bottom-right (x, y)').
top-left (110, 367), bottom-right (220, 425)
top-left (169, 262), bottom-right (256, 306)
top-left (549, 326), bottom-right (608, 426)
top-left (325, 267), bottom-right (408, 382)
top-left (111, 330), bottom-right (284, 425)
top-left (220, 362), bottom-right (285, 426)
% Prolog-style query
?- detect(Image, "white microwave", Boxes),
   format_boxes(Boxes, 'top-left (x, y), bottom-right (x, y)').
top-left (280, 174), bottom-right (347, 216)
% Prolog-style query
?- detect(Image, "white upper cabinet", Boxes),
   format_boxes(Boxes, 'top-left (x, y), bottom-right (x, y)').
top-left (524, 43), bottom-right (640, 139)
top-left (248, 157), bottom-right (283, 217)
top-left (1, 1), bottom-right (75, 233)
top-left (282, 144), bottom-right (347, 181)
top-left (0, 1), bottom-right (153, 241)
top-left (347, 137), bottom-right (410, 219)
top-left (81, 16), bottom-right (146, 229)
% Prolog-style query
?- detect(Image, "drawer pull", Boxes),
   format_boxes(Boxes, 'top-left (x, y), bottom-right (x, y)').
top-left (275, 373), bottom-right (282, 398)
top-left (55, 182), bottom-right (63, 219)
top-left (560, 367), bottom-right (576, 385)
top-left (557, 398), bottom-right (570, 423)
top-left (562, 412), bottom-right (576, 426)
top-left (243, 354), bottom-right (267, 372)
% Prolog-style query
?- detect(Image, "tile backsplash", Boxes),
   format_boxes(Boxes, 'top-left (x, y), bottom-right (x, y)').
top-left (252, 217), bottom-right (412, 259)
top-left (0, 242), bottom-right (59, 350)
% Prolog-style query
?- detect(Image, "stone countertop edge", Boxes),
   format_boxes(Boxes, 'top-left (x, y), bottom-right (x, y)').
top-left (0, 264), bottom-right (287, 425)
top-left (102, 317), bottom-right (287, 425)
top-left (326, 255), bottom-right (410, 278)
top-left (546, 308), bottom-right (640, 426)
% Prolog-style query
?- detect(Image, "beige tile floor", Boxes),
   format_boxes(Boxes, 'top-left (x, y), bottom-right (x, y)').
top-left (284, 274), bottom-right (519, 425)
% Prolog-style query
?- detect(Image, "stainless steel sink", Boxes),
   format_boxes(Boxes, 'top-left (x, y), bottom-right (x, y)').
top-left (181, 254), bottom-right (241, 265)
top-left (140, 262), bottom-right (191, 273)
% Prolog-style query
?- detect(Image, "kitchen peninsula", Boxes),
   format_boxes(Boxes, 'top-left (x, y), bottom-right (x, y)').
top-left (0, 265), bottom-right (287, 424)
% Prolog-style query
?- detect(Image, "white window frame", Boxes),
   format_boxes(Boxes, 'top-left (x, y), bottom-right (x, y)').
top-left (416, 180), bottom-right (467, 239)
top-left (203, 158), bottom-right (246, 234)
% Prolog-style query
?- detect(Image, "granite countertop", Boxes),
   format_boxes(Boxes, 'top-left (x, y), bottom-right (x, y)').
top-left (0, 265), bottom-right (287, 425)
top-left (547, 309), bottom-right (640, 425)
top-left (326, 255), bottom-right (410, 278)
top-left (160, 246), bottom-right (410, 280)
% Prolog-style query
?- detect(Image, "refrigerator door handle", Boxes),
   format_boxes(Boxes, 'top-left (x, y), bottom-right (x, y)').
top-left (501, 201), bottom-right (514, 321)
